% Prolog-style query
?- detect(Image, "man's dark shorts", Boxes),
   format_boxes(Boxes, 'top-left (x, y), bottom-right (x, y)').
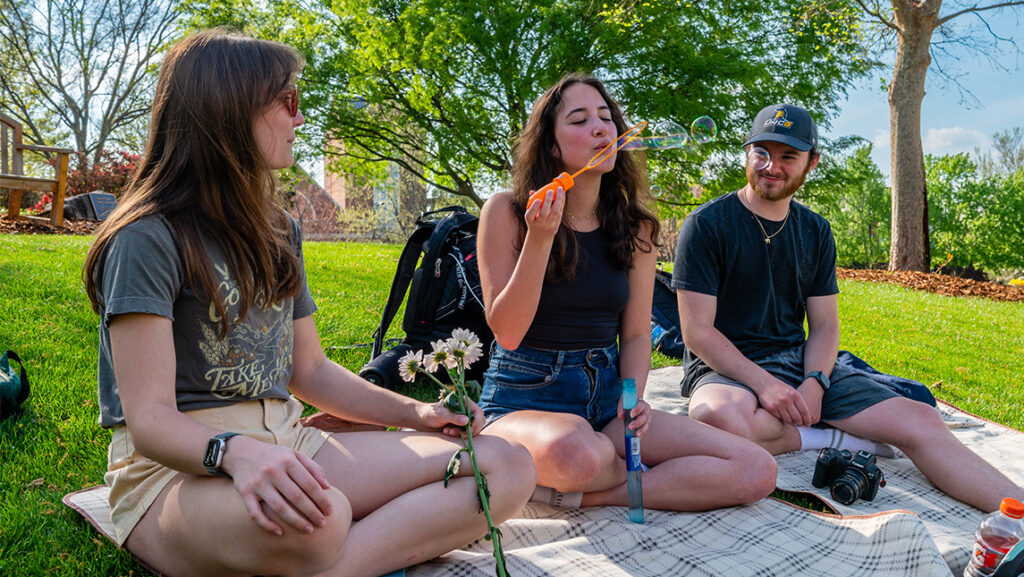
top-left (681, 344), bottom-right (900, 421)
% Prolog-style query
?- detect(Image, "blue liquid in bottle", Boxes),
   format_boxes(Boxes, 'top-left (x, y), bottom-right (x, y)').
top-left (622, 378), bottom-right (644, 524)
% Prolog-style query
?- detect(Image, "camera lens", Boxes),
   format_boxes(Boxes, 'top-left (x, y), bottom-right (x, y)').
top-left (831, 468), bottom-right (869, 505)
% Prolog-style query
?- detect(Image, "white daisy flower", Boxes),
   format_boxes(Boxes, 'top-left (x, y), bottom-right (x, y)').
top-left (425, 339), bottom-right (456, 372)
top-left (447, 328), bottom-right (483, 367)
top-left (397, 349), bottom-right (424, 383)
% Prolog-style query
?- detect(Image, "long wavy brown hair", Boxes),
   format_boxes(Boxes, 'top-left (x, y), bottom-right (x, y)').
top-left (511, 73), bottom-right (660, 282)
top-left (83, 29), bottom-right (304, 337)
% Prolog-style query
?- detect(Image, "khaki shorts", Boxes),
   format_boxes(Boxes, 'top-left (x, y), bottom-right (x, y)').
top-left (104, 397), bottom-right (331, 546)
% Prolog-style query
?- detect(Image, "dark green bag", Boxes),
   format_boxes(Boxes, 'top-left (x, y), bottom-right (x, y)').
top-left (1, 350), bottom-right (29, 420)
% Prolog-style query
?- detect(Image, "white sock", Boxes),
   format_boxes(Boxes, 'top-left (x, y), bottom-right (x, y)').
top-left (798, 426), bottom-right (901, 459)
top-left (530, 485), bottom-right (583, 508)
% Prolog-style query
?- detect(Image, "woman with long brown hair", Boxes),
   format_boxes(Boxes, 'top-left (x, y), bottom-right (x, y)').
top-left (477, 73), bottom-right (776, 512)
top-left (83, 29), bottom-right (533, 577)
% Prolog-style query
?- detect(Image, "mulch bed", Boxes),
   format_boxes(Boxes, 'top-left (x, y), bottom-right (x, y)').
top-left (0, 217), bottom-right (98, 235)
top-left (838, 268), bottom-right (1024, 302)
top-left (3, 216), bottom-right (1021, 302)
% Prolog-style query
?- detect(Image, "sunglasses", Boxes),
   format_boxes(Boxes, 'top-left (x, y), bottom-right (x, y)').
top-left (280, 85), bottom-right (299, 117)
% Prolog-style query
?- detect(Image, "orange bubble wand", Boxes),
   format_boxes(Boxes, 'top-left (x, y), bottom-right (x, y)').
top-left (527, 121), bottom-right (648, 210)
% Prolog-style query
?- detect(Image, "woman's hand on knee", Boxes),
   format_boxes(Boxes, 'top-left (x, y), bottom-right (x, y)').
top-left (222, 436), bottom-right (334, 536)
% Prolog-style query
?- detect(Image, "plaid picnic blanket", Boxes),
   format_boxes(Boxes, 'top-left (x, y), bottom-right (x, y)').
top-left (408, 366), bottom-right (1024, 577)
top-left (65, 366), bottom-right (1023, 576)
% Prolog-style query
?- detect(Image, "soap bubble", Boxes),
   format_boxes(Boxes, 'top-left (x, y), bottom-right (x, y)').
top-left (690, 116), bottom-right (717, 144)
top-left (747, 146), bottom-right (771, 171)
top-left (621, 116), bottom-right (717, 151)
top-left (620, 138), bottom-right (649, 150)
top-left (651, 120), bottom-right (690, 149)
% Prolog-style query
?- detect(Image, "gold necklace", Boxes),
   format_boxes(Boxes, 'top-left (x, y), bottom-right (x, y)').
top-left (753, 210), bottom-right (790, 245)
top-left (566, 208), bottom-right (597, 221)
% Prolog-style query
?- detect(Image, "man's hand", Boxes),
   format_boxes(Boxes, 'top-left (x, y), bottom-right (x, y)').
top-left (796, 379), bottom-right (825, 425)
top-left (756, 376), bottom-right (814, 427)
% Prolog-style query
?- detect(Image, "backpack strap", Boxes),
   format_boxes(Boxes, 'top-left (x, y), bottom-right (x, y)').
top-left (370, 206), bottom-right (472, 358)
top-left (371, 226), bottom-right (434, 358)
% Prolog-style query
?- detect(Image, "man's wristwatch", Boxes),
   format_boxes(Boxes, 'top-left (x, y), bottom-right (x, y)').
top-left (804, 370), bottom-right (830, 392)
top-left (203, 432), bottom-right (241, 477)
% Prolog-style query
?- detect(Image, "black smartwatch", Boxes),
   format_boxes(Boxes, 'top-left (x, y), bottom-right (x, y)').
top-left (804, 370), bottom-right (830, 392)
top-left (203, 432), bottom-right (241, 477)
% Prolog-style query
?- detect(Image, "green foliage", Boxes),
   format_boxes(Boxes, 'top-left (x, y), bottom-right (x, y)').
top-left (926, 153), bottom-right (1024, 275)
top-left (181, 0), bottom-right (876, 207)
top-left (802, 141), bottom-right (890, 267)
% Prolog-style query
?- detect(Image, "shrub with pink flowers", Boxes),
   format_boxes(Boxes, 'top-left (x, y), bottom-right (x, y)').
top-left (52, 151), bottom-right (140, 198)
top-left (27, 194), bottom-right (53, 215)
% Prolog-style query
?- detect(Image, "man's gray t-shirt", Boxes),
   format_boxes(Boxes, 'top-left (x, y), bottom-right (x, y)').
top-left (94, 215), bottom-right (317, 427)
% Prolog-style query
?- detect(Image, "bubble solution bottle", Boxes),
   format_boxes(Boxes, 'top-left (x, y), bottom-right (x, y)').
top-left (964, 497), bottom-right (1024, 576)
top-left (622, 378), bottom-right (644, 524)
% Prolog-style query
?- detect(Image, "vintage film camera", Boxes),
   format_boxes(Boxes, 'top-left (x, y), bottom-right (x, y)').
top-left (812, 448), bottom-right (886, 505)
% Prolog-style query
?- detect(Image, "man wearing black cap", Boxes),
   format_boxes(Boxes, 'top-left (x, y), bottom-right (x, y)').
top-left (670, 103), bottom-right (1024, 512)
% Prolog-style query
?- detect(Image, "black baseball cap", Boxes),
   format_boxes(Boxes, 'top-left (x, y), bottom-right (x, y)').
top-left (742, 103), bottom-right (818, 152)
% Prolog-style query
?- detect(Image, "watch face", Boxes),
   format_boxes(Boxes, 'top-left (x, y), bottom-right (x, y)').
top-left (203, 438), bottom-right (222, 468)
top-left (810, 371), bottom-right (829, 389)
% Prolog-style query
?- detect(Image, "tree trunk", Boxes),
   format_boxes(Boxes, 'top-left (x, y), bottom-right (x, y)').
top-left (887, 0), bottom-right (940, 272)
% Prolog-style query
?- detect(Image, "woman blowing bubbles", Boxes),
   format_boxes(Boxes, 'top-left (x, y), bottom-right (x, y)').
top-left (477, 73), bottom-right (776, 511)
top-left (82, 29), bottom-right (533, 577)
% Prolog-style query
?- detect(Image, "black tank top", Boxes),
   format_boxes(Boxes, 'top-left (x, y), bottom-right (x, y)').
top-left (521, 229), bottom-right (629, 350)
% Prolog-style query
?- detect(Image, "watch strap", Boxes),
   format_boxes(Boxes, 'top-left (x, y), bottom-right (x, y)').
top-left (804, 371), bottom-right (830, 391)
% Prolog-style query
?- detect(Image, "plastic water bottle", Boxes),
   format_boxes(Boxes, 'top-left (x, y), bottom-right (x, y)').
top-left (650, 321), bottom-right (667, 349)
top-left (964, 497), bottom-right (1024, 576)
top-left (622, 378), bottom-right (644, 524)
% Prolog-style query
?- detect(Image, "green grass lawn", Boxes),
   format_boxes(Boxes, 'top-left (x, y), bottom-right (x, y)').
top-left (1, 233), bottom-right (1022, 576)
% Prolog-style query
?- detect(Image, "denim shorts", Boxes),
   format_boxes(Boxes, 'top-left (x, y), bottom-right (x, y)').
top-left (682, 344), bottom-right (900, 421)
top-left (478, 342), bottom-right (621, 431)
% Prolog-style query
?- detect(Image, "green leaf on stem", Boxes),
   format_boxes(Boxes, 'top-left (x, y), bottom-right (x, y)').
top-left (465, 379), bottom-right (482, 399)
top-left (444, 448), bottom-right (466, 487)
top-left (442, 390), bottom-right (465, 414)
top-left (477, 473), bottom-right (492, 512)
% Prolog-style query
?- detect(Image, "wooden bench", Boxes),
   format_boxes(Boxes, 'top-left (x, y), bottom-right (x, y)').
top-left (1, 111), bottom-right (72, 227)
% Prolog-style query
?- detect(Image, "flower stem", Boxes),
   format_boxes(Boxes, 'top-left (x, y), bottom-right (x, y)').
top-left (454, 374), bottom-right (508, 576)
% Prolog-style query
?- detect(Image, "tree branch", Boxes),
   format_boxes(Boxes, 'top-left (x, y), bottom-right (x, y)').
top-left (937, 1), bottom-right (1024, 27)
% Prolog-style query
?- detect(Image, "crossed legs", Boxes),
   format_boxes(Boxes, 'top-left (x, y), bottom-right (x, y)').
top-left (483, 408), bottom-right (776, 512)
top-left (125, 431), bottom-right (535, 577)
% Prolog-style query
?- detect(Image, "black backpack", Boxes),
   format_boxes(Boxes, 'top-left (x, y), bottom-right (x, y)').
top-left (650, 269), bottom-right (687, 358)
top-left (360, 206), bottom-right (493, 389)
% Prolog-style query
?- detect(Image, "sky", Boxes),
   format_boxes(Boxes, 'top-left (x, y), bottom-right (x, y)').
top-left (824, 21), bottom-right (1024, 180)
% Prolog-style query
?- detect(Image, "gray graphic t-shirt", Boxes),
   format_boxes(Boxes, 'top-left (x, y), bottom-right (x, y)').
top-left (94, 215), bottom-right (317, 427)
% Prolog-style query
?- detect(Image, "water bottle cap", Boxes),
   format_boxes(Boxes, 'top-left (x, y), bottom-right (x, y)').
top-left (1000, 497), bottom-right (1024, 519)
